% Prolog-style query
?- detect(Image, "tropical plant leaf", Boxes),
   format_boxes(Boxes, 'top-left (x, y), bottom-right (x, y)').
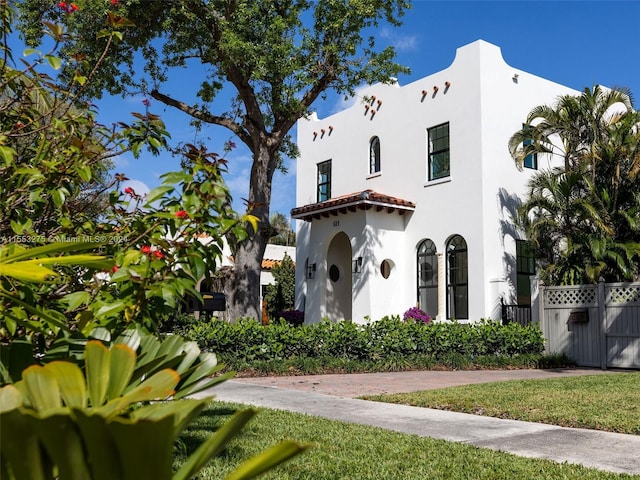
top-left (44, 361), bottom-right (87, 409)
top-left (22, 365), bottom-right (62, 412)
top-left (85, 340), bottom-right (111, 407)
top-left (173, 408), bottom-right (258, 480)
top-left (225, 440), bottom-right (310, 480)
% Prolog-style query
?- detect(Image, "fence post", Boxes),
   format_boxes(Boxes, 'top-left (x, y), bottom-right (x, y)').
top-left (598, 279), bottom-right (607, 370)
top-left (538, 283), bottom-right (547, 354)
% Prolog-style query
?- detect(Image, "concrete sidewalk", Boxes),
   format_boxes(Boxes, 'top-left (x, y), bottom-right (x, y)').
top-left (194, 370), bottom-right (640, 475)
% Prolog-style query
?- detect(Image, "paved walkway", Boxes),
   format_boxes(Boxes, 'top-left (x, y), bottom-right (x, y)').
top-left (195, 368), bottom-right (640, 475)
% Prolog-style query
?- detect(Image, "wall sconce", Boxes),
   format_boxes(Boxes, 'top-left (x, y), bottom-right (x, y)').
top-left (364, 104), bottom-right (370, 113)
top-left (370, 95), bottom-right (377, 104)
top-left (313, 131), bottom-right (318, 140)
top-left (369, 109), bottom-right (376, 118)
top-left (512, 73), bottom-right (519, 83)
top-left (444, 81), bottom-right (451, 88)
top-left (321, 128), bottom-right (326, 137)
top-left (352, 256), bottom-right (363, 274)
top-left (376, 99), bottom-right (383, 108)
top-left (328, 125), bottom-right (334, 134)
top-left (433, 85), bottom-right (439, 93)
top-left (306, 263), bottom-right (316, 279)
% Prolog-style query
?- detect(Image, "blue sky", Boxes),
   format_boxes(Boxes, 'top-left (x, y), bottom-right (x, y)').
top-left (19, 1), bottom-right (640, 221)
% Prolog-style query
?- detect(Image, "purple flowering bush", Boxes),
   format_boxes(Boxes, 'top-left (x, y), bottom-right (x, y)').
top-left (403, 306), bottom-right (431, 324)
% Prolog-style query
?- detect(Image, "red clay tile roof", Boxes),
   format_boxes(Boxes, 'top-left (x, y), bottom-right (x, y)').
top-left (261, 258), bottom-right (281, 270)
top-left (291, 190), bottom-right (415, 222)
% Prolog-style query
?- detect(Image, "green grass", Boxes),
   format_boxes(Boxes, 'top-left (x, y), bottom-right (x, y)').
top-left (363, 372), bottom-right (640, 435)
top-left (176, 402), bottom-right (639, 479)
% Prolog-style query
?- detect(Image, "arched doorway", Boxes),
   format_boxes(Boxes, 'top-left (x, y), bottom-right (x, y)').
top-left (326, 232), bottom-right (352, 321)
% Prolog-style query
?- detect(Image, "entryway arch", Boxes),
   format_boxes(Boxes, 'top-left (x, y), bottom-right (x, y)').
top-left (326, 232), bottom-right (352, 321)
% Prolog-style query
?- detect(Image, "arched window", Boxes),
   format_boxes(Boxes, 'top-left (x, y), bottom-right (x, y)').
top-left (417, 239), bottom-right (438, 316)
top-left (446, 235), bottom-right (468, 319)
top-left (369, 136), bottom-right (381, 174)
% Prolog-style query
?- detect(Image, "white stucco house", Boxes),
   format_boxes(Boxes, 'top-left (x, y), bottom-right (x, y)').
top-left (292, 39), bottom-right (580, 325)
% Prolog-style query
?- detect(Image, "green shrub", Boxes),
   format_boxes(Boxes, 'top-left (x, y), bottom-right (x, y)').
top-left (183, 317), bottom-right (547, 371)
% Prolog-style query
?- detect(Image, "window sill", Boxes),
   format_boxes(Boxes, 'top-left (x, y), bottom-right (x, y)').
top-left (423, 176), bottom-right (451, 188)
top-left (367, 172), bottom-right (382, 180)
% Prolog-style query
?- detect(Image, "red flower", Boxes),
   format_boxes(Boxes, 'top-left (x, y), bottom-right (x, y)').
top-left (153, 250), bottom-right (164, 259)
top-left (110, 0), bottom-right (119, 4)
top-left (112, 265), bottom-right (119, 273)
top-left (141, 245), bottom-right (152, 254)
top-left (124, 186), bottom-right (135, 195)
top-left (175, 210), bottom-right (189, 219)
top-left (58, 1), bottom-right (79, 12)
top-left (14, 122), bottom-right (25, 129)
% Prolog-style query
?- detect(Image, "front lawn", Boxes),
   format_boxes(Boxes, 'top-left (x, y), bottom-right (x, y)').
top-left (363, 372), bottom-right (640, 434)
top-left (176, 402), bottom-right (638, 479)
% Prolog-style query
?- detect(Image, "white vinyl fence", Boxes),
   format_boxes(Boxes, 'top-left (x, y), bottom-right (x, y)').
top-left (539, 281), bottom-right (640, 369)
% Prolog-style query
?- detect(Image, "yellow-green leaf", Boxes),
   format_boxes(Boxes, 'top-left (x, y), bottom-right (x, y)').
top-left (106, 344), bottom-right (136, 400)
top-left (0, 263), bottom-right (57, 282)
top-left (44, 362), bottom-right (87, 409)
top-left (85, 341), bottom-right (110, 407)
top-left (22, 365), bottom-right (62, 412)
top-left (0, 385), bottom-right (23, 413)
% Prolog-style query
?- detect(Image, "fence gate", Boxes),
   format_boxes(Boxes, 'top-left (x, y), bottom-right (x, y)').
top-left (540, 282), bottom-right (640, 369)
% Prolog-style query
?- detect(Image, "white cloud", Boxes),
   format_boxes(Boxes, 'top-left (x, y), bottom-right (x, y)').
top-left (379, 27), bottom-right (418, 52)
top-left (330, 85), bottom-right (370, 115)
top-left (121, 179), bottom-right (151, 198)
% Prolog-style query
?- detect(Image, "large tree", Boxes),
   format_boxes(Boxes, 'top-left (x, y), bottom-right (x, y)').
top-left (16, 0), bottom-right (410, 320)
top-left (509, 86), bottom-right (640, 284)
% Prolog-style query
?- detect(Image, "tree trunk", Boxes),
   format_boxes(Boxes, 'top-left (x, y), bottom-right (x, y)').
top-left (224, 143), bottom-right (275, 321)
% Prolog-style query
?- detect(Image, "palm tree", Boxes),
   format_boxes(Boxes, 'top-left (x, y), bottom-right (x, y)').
top-left (511, 87), bottom-right (640, 284)
top-left (508, 86), bottom-right (634, 172)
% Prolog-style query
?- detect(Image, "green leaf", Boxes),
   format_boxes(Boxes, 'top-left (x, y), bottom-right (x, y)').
top-left (144, 185), bottom-right (174, 205)
top-left (85, 341), bottom-right (110, 407)
top-left (73, 410), bottom-right (124, 480)
top-left (22, 365), bottom-right (62, 412)
top-left (173, 408), bottom-right (258, 480)
top-left (224, 440), bottom-right (310, 480)
top-left (0, 385), bottom-right (23, 412)
top-left (106, 344), bottom-right (136, 401)
top-left (63, 291), bottom-right (91, 311)
top-left (98, 369), bottom-right (180, 417)
top-left (107, 415), bottom-right (174, 480)
top-left (0, 410), bottom-right (50, 480)
top-left (2, 242), bottom-right (103, 263)
top-left (0, 262), bottom-right (57, 282)
top-left (44, 362), bottom-right (87, 409)
top-left (44, 54), bottom-right (62, 70)
top-left (28, 412), bottom-right (92, 480)
top-left (131, 398), bottom-right (208, 436)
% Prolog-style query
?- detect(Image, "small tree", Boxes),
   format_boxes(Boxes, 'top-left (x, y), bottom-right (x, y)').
top-left (263, 253), bottom-right (295, 321)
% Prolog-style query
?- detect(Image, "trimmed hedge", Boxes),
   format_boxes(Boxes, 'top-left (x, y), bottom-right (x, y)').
top-left (182, 316), bottom-right (545, 365)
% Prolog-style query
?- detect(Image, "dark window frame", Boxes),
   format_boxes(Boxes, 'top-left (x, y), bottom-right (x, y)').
top-left (428, 122), bottom-right (450, 180)
top-left (417, 239), bottom-right (438, 316)
top-left (446, 235), bottom-right (468, 319)
top-left (516, 239), bottom-right (535, 305)
top-left (317, 160), bottom-right (331, 202)
top-left (369, 136), bottom-right (381, 174)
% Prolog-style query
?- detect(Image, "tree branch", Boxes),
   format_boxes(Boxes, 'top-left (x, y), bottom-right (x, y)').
top-left (149, 89), bottom-right (250, 145)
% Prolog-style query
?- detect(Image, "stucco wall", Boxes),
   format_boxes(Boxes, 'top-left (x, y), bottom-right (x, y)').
top-left (294, 40), bottom-right (580, 324)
